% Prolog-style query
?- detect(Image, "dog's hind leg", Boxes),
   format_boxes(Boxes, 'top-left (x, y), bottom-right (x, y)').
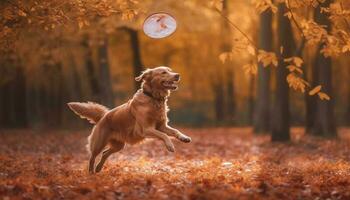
top-left (95, 140), bottom-right (125, 173)
top-left (87, 123), bottom-right (110, 174)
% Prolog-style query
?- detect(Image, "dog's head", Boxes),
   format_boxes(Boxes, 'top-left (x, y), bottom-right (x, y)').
top-left (135, 66), bottom-right (180, 91)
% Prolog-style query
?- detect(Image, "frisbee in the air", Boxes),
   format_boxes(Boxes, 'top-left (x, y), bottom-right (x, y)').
top-left (143, 13), bottom-right (177, 39)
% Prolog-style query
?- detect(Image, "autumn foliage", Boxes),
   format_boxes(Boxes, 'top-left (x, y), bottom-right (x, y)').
top-left (1, 0), bottom-right (350, 199)
top-left (1, 128), bottom-right (350, 199)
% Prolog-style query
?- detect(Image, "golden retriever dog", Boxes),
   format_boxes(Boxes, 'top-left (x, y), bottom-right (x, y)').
top-left (68, 66), bottom-right (191, 174)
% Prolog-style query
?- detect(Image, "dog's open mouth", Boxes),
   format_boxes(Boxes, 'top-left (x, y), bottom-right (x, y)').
top-left (163, 80), bottom-right (179, 90)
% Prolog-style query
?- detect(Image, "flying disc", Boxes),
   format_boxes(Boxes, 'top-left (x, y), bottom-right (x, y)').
top-left (143, 13), bottom-right (177, 39)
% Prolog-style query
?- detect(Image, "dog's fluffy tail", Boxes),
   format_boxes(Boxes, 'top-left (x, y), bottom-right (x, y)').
top-left (67, 102), bottom-right (109, 124)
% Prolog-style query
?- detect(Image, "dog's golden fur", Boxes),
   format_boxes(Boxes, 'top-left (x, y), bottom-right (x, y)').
top-left (68, 66), bottom-right (191, 173)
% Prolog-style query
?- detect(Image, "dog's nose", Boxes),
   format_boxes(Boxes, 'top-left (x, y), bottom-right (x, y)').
top-left (174, 74), bottom-right (180, 80)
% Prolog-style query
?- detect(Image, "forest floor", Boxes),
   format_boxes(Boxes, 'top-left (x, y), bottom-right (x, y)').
top-left (1, 128), bottom-right (350, 200)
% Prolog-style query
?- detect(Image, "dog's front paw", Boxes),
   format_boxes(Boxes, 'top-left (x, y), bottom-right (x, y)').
top-left (166, 143), bottom-right (175, 152)
top-left (179, 136), bottom-right (192, 143)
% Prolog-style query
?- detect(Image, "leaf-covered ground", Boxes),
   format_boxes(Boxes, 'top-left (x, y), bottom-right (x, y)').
top-left (1, 128), bottom-right (350, 200)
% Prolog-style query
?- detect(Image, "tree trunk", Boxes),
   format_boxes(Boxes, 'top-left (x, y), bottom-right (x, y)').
top-left (311, 0), bottom-right (337, 137)
top-left (51, 63), bottom-right (63, 127)
top-left (0, 63), bottom-right (27, 128)
top-left (26, 66), bottom-right (44, 128)
top-left (271, 3), bottom-right (294, 141)
top-left (81, 35), bottom-right (100, 102)
top-left (0, 66), bottom-right (11, 128)
top-left (97, 37), bottom-right (114, 107)
top-left (126, 29), bottom-right (144, 91)
top-left (304, 59), bottom-right (317, 133)
top-left (61, 55), bottom-right (85, 128)
top-left (248, 75), bottom-right (255, 125)
top-left (221, 0), bottom-right (235, 123)
top-left (348, 93), bottom-right (350, 126)
top-left (254, 9), bottom-right (272, 133)
top-left (226, 69), bottom-right (235, 122)
top-left (212, 78), bottom-right (225, 122)
top-left (14, 65), bottom-right (27, 127)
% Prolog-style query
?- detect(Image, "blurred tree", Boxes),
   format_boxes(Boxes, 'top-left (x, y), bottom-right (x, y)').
top-left (254, 9), bottom-right (272, 133)
top-left (248, 75), bottom-right (255, 125)
top-left (97, 37), bottom-right (114, 107)
top-left (271, 2), bottom-right (294, 141)
top-left (348, 78), bottom-right (350, 125)
top-left (0, 62), bottom-right (27, 128)
top-left (125, 28), bottom-right (144, 91)
top-left (81, 35), bottom-right (101, 102)
top-left (222, 0), bottom-right (235, 123)
top-left (212, 75), bottom-right (225, 122)
top-left (311, 0), bottom-right (337, 137)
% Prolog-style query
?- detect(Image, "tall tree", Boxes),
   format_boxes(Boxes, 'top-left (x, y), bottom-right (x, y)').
top-left (97, 36), bottom-right (114, 107)
top-left (81, 35), bottom-right (100, 102)
top-left (248, 75), bottom-right (255, 125)
top-left (254, 9), bottom-right (273, 133)
top-left (271, 3), bottom-right (295, 141)
top-left (212, 76), bottom-right (225, 122)
top-left (311, 0), bottom-right (337, 137)
top-left (126, 28), bottom-right (144, 91)
top-left (221, 0), bottom-right (235, 122)
top-left (348, 95), bottom-right (350, 125)
top-left (0, 62), bottom-right (27, 128)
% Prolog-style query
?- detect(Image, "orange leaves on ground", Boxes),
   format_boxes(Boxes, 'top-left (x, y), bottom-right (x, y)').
top-left (1, 128), bottom-right (350, 199)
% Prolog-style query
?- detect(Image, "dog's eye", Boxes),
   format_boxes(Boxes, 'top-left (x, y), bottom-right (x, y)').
top-left (161, 71), bottom-right (167, 74)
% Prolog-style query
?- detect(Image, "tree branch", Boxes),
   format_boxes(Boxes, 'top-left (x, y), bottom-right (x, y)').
top-left (214, 7), bottom-right (257, 50)
top-left (340, 1), bottom-right (350, 31)
top-left (286, 0), bottom-right (305, 39)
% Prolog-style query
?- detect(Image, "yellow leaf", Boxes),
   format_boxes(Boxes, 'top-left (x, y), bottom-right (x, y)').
top-left (247, 45), bottom-right (256, 56)
top-left (219, 52), bottom-right (232, 63)
top-left (78, 21), bottom-right (84, 29)
top-left (284, 12), bottom-right (292, 19)
top-left (309, 85), bottom-right (322, 96)
top-left (293, 57), bottom-right (303, 67)
top-left (243, 63), bottom-right (257, 75)
top-left (287, 65), bottom-right (303, 74)
top-left (284, 57), bottom-right (293, 62)
top-left (342, 44), bottom-right (350, 53)
top-left (257, 50), bottom-right (278, 67)
top-left (318, 92), bottom-right (330, 100)
top-left (84, 20), bottom-right (90, 26)
top-left (272, 59), bottom-right (278, 67)
top-left (271, 5), bottom-right (278, 13)
top-left (286, 73), bottom-right (309, 93)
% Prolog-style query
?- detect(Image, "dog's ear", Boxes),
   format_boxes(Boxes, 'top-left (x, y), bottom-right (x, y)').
top-left (135, 69), bottom-right (152, 82)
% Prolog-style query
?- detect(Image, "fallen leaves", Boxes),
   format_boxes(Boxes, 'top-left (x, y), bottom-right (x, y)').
top-left (1, 128), bottom-right (350, 199)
